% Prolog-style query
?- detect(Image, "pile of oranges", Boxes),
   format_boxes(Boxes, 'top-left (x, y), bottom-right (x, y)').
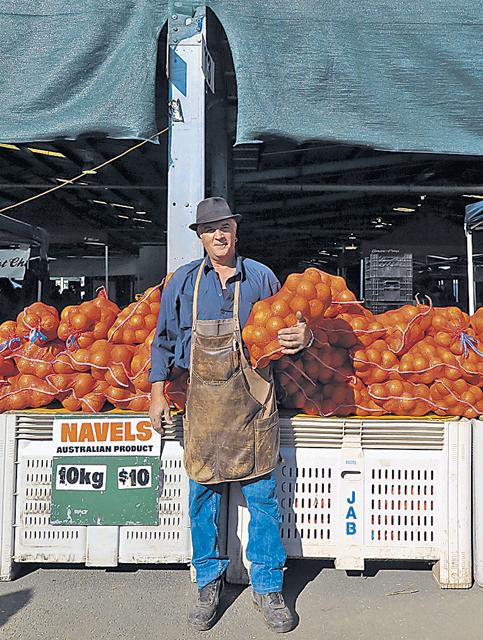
top-left (0, 283), bottom-right (177, 413)
top-left (0, 267), bottom-right (483, 418)
top-left (242, 268), bottom-right (483, 418)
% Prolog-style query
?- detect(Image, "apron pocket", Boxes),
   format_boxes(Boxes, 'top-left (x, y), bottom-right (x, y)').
top-left (217, 420), bottom-right (256, 481)
top-left (254, 410), bottom-right (280, 475)
top-left (193, 340), bottom-right (238, 383)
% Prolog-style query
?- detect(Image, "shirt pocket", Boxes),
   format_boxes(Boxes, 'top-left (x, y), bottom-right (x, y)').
top-left (178, 293), bottom-right (194, 330)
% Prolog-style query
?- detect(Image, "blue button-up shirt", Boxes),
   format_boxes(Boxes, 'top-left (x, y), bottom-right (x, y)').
top-left (148, 255), bottom-right (281, 383)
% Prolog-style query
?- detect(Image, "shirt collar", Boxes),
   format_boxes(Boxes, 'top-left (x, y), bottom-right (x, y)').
top-left (203, 254), bottom-right (245, 280)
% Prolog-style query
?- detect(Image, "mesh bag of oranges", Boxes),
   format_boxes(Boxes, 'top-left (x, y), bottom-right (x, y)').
top-left (107, 276), bottom-right (172, 344)
top-left (58, 288), bottom-right (120, 349)
top-left (17, 302), bottom-right (59, 345)
top-left (242, 267), bottom-right (334, 368)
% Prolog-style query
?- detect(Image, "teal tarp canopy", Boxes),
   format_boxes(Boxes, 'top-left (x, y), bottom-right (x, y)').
top-left (1, 1), bottom-right (482, 155)
top-left (0, 1), bottom-right (167, 143)
top-left (209, 0), bottom-right (483, 154)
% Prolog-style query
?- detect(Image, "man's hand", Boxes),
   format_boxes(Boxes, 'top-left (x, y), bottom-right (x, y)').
top-left (149, 381), bottom-right (173, 436)
top-left (277, 311), bottom-right (313, 355)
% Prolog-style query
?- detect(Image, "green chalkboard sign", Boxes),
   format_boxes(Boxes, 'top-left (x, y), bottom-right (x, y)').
top-left (50, 416), bottom-right (162, 526)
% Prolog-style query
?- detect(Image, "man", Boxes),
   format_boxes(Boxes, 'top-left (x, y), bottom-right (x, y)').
top-left (149, 197), bottom-right (311, 634)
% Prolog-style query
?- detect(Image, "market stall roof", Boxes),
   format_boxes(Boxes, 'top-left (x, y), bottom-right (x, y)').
top-left (1, 2), bottom-right (482, 156)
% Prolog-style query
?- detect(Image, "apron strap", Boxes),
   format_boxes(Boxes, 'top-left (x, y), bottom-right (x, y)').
top-left (192, 259), bottom-right (206, 324)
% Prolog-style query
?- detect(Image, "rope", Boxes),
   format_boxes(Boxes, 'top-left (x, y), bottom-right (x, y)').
top-left (0, 127), bottom-right (169, 215)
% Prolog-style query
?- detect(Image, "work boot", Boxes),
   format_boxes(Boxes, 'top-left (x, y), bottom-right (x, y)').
top-left (187, 576), bottom-right (224, 631)
top-left (252, 591), bottom-right (296, 634)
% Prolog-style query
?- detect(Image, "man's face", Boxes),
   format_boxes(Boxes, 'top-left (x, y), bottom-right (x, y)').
top-left (197, 218), bottom-right (237, 262)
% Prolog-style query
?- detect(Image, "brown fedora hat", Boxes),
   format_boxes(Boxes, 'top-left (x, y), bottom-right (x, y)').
top-left (189, 197), bottom-right (242, 231)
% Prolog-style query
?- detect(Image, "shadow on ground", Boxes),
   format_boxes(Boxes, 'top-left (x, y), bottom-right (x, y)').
top-left (0, 589), bottom-right (32, 628)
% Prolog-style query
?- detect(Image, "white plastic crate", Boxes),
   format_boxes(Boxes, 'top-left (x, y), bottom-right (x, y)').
top-left (473, 419), bottom-right (483, 587)
top-left (0, 412), bottom-right (196, 580)
top-left (227, 416), bottom-right (472, 589)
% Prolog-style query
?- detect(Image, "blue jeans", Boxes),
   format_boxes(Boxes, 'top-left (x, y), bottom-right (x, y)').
top-left (189, 472), bottom-right (286, 594)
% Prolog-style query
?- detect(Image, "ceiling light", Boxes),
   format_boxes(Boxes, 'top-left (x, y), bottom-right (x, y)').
top-left (28, 147), bottom-right (65, 158)
top-left (438, 265), bottom-right (451, 270)
top-left (349, 234), bottom-right (356, 240)
top-left (375, 224), bottom-right (385, 228)
top-left (133, 217), bottom-right (152, 223)
top-left (117, 214), bottom-right (129, 219)
top-left (0, 143), bottom-right (20, 151)
top-left (393, 207), bottom-right (415, 213)
top-left (428, 255), bottom-right (458, 260)
top-left (112, 203), bottom-right (135, 210)
top-left (463, 195), bottom-right (483, 199)
top-left (92, 200), bottom-right (107, 205)
top-left (344, 244), bottom-right (358, 250)
top-left (420, 195), bottom-right (426, 200)
top-left (136, 211), bottom-right (147, 215)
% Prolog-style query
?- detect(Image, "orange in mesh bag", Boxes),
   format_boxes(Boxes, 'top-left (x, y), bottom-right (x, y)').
top-left (0, 374), bottom-right (57, 411)
top-left (104, 384), bottom-right (150, 411)
top-left (108, 284), bottom-right (163, 344)
top-left (375, 299), bottom-right (433, 356)
top-left (62, 340), bottom-right (135, 387)
top-left (458, 349), bottom-right (483, 385)
top-left (426, 306), bottom-right (471, 356)
top-left (130, 330), bottom-right (155, 393)
top-left (11, 340), bottom-right (65, 378)
top-left (48, 373), bottom-right (108, 413)
top-left (430, 379), bottom-right (483, 419)
top-left (352, 339), bottom-right (401, 385)
top-left (335, 313), bottom-right (386, 348)
top-left (470, 307), bottom-right (483, 336)
top-left (0, 320), bottom-right (23, 355)
top-left (58, 288), bottom-right (120, 349)
top-left (16, 302), bottom-right (59, 345)
top-left (368, 379), bottom-right (444, 416)
top-left (397, 336), bottom-right (461, 384)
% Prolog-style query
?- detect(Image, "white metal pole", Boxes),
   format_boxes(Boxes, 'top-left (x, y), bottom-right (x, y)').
top-left (466, 227), bottom-right (475, 315)
top-left (166, 5), bottom-right (206, 272)
top-left (104, 244), bottom-right (109, 295)
top-left (360, 258), bottom-right (364, 299)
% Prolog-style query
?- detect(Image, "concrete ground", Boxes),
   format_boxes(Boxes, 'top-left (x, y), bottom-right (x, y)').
top-left (1, 561), bottom-right (483, 640)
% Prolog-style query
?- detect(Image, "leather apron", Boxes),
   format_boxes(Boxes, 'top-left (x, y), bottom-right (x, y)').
top-left (183, 259), bottom-right (280, 484)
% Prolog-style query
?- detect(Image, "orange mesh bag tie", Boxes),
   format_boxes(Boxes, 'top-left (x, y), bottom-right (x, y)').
top-left (58, 288), bottom-right (120, 349)
top-left (16, 302), bottom-right (59, 345)
top-left (107, 279), bottom-right (170, 344)
top-left (376, 298), bottom-right (433, 356)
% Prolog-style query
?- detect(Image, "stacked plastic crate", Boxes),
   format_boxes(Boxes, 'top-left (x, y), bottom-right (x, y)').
top-left (364, 250), bottom-right (413, 314)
